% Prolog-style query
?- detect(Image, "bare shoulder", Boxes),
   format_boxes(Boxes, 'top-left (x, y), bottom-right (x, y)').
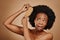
top-left (46, 33), bottom-right (53, 38)
top-left (43, 32), bottom-right (53, 40)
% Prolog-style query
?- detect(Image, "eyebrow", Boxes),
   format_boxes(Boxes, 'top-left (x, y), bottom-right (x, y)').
top-left (37, 17), bottom-right (48, 21)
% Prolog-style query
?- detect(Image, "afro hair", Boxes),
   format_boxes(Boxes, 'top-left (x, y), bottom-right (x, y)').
top-left (29, 5), bottom-right (56, 29)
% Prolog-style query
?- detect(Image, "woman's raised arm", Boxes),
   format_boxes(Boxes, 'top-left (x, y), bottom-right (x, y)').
top-left (3, 4), bottom-right (29, 36)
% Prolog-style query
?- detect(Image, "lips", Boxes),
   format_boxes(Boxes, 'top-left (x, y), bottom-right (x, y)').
top-left (37, 25), bottom-right (43, 27)
top-left (37, 26), bottom-right (43, 29)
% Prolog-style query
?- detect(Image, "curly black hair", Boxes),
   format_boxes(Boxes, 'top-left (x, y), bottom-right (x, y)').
top-left (29, 5), bottom-right (56, 29)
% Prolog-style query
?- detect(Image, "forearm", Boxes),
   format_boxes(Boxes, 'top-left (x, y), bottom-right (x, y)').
top-left (4, 9), bottom-right (23, 24)
top-left (24, 26), bottom-right (31, 40)
top-left (22, 17), bottom-right (31, 40)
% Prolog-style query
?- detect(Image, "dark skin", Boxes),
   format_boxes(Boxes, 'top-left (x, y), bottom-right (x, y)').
top-left (4, 4), bottom-right (53, 40)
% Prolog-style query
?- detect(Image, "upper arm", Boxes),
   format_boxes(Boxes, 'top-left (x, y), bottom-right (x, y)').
top-left (4, 23), bottom-right (24, 36)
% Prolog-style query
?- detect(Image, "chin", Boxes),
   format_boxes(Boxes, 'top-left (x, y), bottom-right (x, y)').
top-left (36, 28), bottom-right (43, 31)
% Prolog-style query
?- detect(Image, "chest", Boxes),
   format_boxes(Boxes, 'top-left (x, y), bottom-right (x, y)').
top-left (30, 32), bottom-right (46, 40)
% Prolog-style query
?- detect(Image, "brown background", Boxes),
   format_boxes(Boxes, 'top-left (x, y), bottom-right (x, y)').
top-left (0, 0), bottom-right (60, 40)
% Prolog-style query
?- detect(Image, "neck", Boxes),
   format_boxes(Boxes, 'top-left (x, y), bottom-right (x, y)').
top-left (34, 29), bottom-right (44, 35)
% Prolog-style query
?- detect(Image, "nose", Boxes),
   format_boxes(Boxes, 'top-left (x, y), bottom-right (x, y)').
top-left (38, 20), bottom-right (43, 25)
top-left (38, 22), bottom-right (43, 25)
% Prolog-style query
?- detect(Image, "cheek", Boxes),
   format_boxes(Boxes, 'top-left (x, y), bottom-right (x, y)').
top-left (43, 23), bottom-right (47, 26)
top-left (36, 21), bottom-right (47, 26)
top-left (34, 20), bottom-right (37, 25)
top-left (43, 21), bottom-right (48, 26)
top-left (34, 20), bottom-right (48, 26)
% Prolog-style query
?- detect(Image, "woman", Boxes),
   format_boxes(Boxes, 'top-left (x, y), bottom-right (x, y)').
top-left (4, 4), bottom-right (56, 40)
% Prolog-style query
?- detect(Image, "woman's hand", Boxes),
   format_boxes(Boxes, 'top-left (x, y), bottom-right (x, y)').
top-left (21, 4), bottom-right (31, 12)
top-left (22, 17), bottom-right (28, 26)
top-left (20, 4), bottom-right (33, 17)
top-left (21, 4), bottom-right (33, 25)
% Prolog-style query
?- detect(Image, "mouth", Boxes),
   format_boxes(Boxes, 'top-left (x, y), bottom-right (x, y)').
top-left (37, 25), bottom-right (43, 28)
top-left (36, 26), bottom-right (43, 30)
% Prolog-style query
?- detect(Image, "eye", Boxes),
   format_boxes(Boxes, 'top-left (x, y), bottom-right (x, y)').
top-left (43, 19), bottom-right (46, 22)
top-left (37, 18), bottom-right (41, 20)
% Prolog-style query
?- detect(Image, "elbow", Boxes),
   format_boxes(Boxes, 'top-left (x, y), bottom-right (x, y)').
top-left (3, 22), bottom-right (7, 26)
top-left (3, 21), bottom-right (9, 26)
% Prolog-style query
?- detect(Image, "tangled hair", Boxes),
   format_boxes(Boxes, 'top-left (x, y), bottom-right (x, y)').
top-left (29, 5), bottom-right (56, 29)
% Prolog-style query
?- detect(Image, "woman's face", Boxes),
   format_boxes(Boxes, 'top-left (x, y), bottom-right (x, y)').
top-left (34, 13), bottom-right (48, 31)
